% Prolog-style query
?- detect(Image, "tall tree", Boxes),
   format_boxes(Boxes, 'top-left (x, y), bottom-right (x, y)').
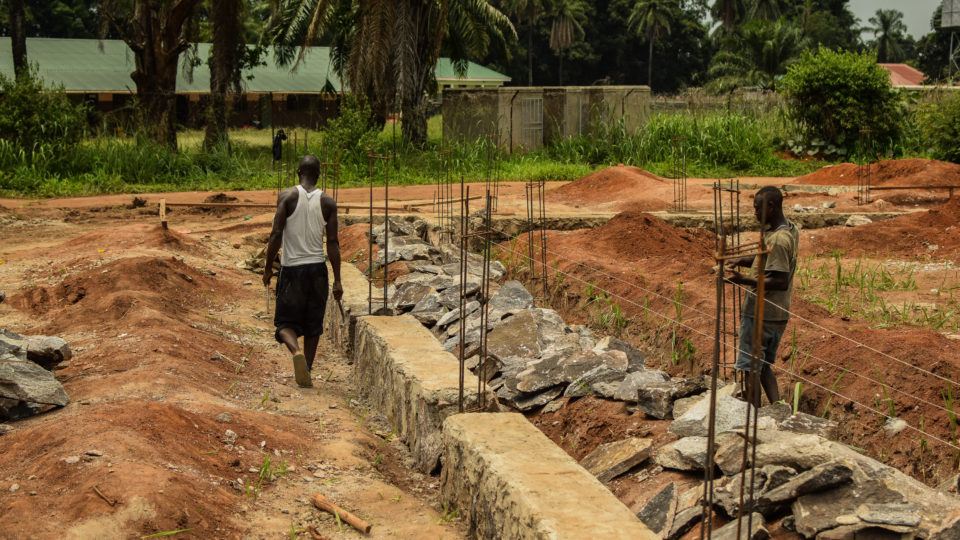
top-left (707, 18), bottom-right (805, 92)
top-left (271, 0), bottom-right (514, 146)
top-left (504, 0), bottom-right (548, 85)
top-left (751, 0), bottom-right (787, 21)
top-left (867, 9), bottom-right (908, 63)
top-left (8, 0), bottom-right (27, 80)
top-left (204, 0), bottom-right (243, 149)
top-left (100, 0), bottom-right (203, 149)
top-left (548, 0), bottom-right (587, 84)
top-left (629, 0), bottom-right (675, 89)
top-left (916, 5), bottom-right (952, 82)
top-left (710, 0), bottom-right (747, 33)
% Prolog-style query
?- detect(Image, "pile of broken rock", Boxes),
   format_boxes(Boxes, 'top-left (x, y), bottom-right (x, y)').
top-left (0, 329), bottom-right (71, 424)
top-left (375, 218), bottom-right (706, 413)
top-left (606, 385), bottom-right (960, 539)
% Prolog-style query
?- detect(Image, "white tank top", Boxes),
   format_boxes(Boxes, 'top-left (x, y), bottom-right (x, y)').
top-left (281, 185), bottom-right (327, 267)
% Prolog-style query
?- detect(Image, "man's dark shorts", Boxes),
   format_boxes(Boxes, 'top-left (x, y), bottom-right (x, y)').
top-left (735, 316), bottom-right (787, 372)
top-left (274, 263), bottom-right (328, 342)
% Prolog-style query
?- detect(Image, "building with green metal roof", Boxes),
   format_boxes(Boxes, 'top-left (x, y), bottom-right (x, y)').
top-left (0, 37), bottom-right (510, 128)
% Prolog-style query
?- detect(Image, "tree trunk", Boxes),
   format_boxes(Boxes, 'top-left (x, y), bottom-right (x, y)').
top-left (401, 95), bottom-right (428, 148)
top-left (204, 0), bottom-right (242, 150)
top-left (558, 48), bottom-right (563, 86)
top-left (109, 0), bottom-right (201, 150)
top-left (647, 37), bottom-right (654, 89)
top-left (9, 0), bottom-right (27, 80)
top-left (527, 3), bottom-right (534, 86)
top-left (132, 53), bottom-right (180, 149)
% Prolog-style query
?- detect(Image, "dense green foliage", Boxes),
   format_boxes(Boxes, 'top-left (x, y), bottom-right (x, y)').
top-left (916, 93), bottom-right (960, 163)
top-left (0, 70), bottom-right (88, 156)
top-left (547, 112), bottom-right (811, 176)
top-left (780, 48), bottom-right (903, 157)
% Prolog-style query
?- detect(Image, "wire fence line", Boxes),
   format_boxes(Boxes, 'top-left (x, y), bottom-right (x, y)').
top-left (502, 245), bottom-right (960, 454)
top-left (525, 243), bottom-right (960, 417)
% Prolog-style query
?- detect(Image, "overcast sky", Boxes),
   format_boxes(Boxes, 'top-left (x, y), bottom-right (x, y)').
top-left (850, 0), bottom-right (942, 38)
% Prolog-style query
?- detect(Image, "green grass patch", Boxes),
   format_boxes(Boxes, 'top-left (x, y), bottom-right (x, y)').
top-left (1, 111), bottom-right (825, 198)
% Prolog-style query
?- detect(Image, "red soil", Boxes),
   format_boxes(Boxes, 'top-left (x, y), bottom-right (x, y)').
top-left (12, 256), bottom-right (221, 333)
top-left (797, 158), bottom-right (960, 187)
top-left (806, 197), bottom-right (960, 259)
top-left (546, 166), bottom-right (705, 212)
top-left (502, 210), bottom-right (960, 485)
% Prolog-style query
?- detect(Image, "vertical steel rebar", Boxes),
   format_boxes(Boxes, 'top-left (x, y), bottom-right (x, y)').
top-left (735, 199), bottom-right (768, 539)
top-left (539, 179), bottom-right (548, 300)
top-left (458, 177), bottom-right (468, 412)
top-left (383, 156), bottom-right (390, 312)
top-left (478, 189), bottom-right (493, 408)
top-left (367, 154), bottom-right (374, 315)
top-left (526, 182), bottom-right (536, 285)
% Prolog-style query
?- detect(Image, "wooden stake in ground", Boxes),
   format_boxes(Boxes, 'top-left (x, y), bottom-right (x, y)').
top-left (311, 493), bottom-right (372, 534)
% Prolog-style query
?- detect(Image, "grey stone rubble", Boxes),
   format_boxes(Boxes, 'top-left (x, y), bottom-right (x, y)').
top-left (646, 388), bottom-right (960, 538)
top-left (370, 217), bottom-right (712, 414)
top-left (579, 437), bottom-right (653, 483)
top-left (0, 329), bottom-right (71, 421)
top-left (372, 217), bottom-right (960, 537)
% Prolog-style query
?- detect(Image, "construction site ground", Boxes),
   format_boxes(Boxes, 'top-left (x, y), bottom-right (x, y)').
top-left (2, 157), bottom-right (959, 538)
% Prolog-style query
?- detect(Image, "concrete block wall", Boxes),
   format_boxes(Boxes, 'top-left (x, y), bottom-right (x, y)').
top-left (442, 86), bottom-right (651, 152)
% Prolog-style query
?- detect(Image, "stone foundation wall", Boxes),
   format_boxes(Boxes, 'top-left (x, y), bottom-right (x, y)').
top-left (440, 413), bottom-right (656, 540)
top-left (352, 315), bottom-right (496, 473)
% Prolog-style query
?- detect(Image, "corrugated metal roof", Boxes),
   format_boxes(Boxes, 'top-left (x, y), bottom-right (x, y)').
top-left (0, 37), bottom-right (509, 93)
top-left (878, 63), bottom-right (926, 87)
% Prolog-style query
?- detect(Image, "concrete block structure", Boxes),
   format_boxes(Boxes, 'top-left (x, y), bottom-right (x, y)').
top-left (444, 86), bottom-right (651, 152)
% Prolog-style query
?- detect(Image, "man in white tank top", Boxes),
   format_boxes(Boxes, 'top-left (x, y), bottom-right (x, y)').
top-left (263, 155), bottom-right (342, 388)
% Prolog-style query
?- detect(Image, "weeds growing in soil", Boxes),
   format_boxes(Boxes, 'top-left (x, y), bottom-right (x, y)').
top-left (796, 256), bottom-right (959, 332)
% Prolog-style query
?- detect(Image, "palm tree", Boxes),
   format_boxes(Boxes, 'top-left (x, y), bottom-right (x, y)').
top-left (707, 18), bottom-right (805, 92)
top-left (867, 9), bottom-right (907, 63)
top-left (204, 0), bottom-right (243, 150)
top-left (503, 0), bottom-right (548, 86)
top-left (8, 0), bottom-right (27, 80)
top-left (270, 0), bottom-right (514, 146)
top-left (751, 0), bottom-right (786, 21)
top-left (711, 0), bottom-right (747, 33)
top-left (548, 0), bottom-right (587, 85)
top-left (629, 0), bottom-right (675, 89)
top-left (100, 0), bottom-right (203, 149)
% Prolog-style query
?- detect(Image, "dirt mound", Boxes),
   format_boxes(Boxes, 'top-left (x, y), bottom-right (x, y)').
top-left (61, 223), bottom-right (206, 255)
top-left (204, 192), bottom-right (239, 204)
top-left (547, 166), bottom-right (671, 210)
top-left (12, 256), bottom-right (218, 331)
top-left (571, 210), bottom-right (714, 261)
top-left (797, 158), bottom-right (960, 187)
top-left (807, 197), bottom-right (960, 259)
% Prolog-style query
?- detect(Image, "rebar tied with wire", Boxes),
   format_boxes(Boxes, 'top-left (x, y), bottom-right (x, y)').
top-left (700, 189), bottom-right (769, 539)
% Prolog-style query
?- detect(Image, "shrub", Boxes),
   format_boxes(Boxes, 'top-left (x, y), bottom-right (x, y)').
top-left (779, 48), bottom-right (903, 157)
top-left (916, 92), bottom-right (960, 163)
top-left (321, 95), bottom-right (379, 165)
top-left (0, 68), bottom-right (88, 158)
top-left (547, 112), bottom-right (785, 172)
